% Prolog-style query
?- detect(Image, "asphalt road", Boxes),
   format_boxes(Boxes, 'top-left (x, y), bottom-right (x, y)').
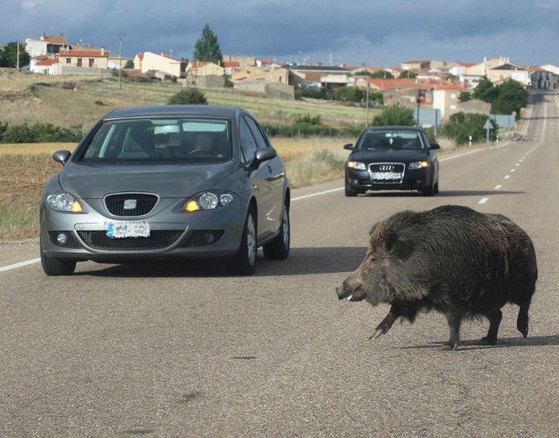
top-left (1, 91), bottom-right (558, 437)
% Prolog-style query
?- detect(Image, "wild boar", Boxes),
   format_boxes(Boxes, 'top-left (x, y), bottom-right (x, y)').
top-left (336, 205), bottom-right (538, 350)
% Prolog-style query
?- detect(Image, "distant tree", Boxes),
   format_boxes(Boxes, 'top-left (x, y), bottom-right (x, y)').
top-left (473, 76), bottom-right (498, 103)
top-left (372, 104), bottom-right (415, 126)
top-left (124, 60), bottom-right (134, 69)
top-left (193, 24), bottom-right (223, 64)
top-left (168, 88), bottom-right (208, 105)
top-left (0, 42), bottom-right (30, 68)
top-left (491, 79), bottom-right (528, 117)
top-left (399, 70), bottom-right (417, 79)
top-left (458, 91), bottom-right (472, 102)
top-left (370, 70), bottom-right (394, 79)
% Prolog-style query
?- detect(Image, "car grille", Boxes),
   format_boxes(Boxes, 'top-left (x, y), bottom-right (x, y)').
top-left (77, 230), bottom-right (184, 251)
top-left (104, 193), bottom-right (159, 217)
top-left (369, 163), bottom-right (405, 183)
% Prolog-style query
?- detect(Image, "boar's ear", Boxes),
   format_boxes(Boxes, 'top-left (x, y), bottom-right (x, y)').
top-left (383, 230), bottom-right (414, 259)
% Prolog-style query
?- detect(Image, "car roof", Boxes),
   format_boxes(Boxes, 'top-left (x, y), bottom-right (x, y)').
top-left (363, 125), bottom-right (425, 133)
top-left (102, 105), bottom-right (246, 121)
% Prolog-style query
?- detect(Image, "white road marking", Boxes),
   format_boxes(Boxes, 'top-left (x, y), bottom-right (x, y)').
top-left (478, 198), bottom-right (489, 204)
top-left (0, 258), bottom-right (41, 273)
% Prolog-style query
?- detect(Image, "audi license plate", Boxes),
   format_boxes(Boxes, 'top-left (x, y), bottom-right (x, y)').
top-left (106, 221), bottom-right (150, 238)
top-left (372, 171), bottom-right (401, 181)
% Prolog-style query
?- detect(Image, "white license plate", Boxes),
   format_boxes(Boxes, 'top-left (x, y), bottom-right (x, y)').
top-left (372, 171), bottom-right (401, 181)
top-left (106, 221), bottom-right (150, 238)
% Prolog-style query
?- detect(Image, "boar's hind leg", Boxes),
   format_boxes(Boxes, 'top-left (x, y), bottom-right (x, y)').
top-left (517, 302), bottom-right (530, 338)
top-left (481, 309), bottom-right (503, 345)
top-left (369, 306), bottom-right (400, 340)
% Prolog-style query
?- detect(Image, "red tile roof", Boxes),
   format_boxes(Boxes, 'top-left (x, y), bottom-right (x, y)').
top-left (35, 58), bottom-right (59, 66)
top-left (41, 35), bottom-right (68, 45)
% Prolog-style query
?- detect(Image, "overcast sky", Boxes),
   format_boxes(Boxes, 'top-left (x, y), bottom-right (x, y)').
top-left (3, 0), bottom-right (558, 67)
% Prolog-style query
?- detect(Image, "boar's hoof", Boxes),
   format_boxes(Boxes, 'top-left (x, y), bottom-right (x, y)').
top-left (368, 329), bottom-right (384, 340)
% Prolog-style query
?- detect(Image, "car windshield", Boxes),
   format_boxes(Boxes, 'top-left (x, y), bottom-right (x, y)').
top-left (79, 117), bottom-right (232, 163)
top-left (356, 130), bottom-right (425, 151)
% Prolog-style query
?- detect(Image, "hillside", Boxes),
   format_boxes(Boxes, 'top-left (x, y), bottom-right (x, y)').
top-left (0, 74), bottom-right (371, 132)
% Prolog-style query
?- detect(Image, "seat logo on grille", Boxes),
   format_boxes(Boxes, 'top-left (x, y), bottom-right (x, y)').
top-left (123, 199), bottom-right (137, 210)
top-left (379, 165), bottom-right (395, 171)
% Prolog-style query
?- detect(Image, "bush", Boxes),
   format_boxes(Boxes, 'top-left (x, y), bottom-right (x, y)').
top-left (0, 122), bottom-right (83, 143)
top-left (442, 112), bottom-right (497, 144)
top-left (168, 88), bottom-right (208, 105)
top-left (372, 104), bottom-right (415, 126)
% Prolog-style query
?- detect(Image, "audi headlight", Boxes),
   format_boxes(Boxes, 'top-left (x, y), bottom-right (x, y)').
top-left (347, 161), bottom-right (367, 171)
top-left (182, 191), bottom-right (234, 212)
top-left (46, 192), bottom-right (84, 213)
top-left (408, 161), bottom-right (429, 170)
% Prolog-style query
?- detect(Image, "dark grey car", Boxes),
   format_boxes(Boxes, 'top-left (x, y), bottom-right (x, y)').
top-left (344, 125), bottom-right (440, 196)
top-left (40, 105), bottom-right (290, 275)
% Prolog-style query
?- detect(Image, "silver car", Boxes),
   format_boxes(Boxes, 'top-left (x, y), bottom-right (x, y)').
top-left (40, 105), bottom-right (290, 275)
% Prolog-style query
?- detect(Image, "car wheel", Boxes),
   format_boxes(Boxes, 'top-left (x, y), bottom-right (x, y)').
top-left (263, 204), bottom-right (290, 260)
top-left (231, 208), bottom-right (257, 275)
top-left (421, 178), bottom-right (436, 196)
top-left (40, 237), bottom-right (76, 276)
top-left (345, 184), bottom-right (359, 197)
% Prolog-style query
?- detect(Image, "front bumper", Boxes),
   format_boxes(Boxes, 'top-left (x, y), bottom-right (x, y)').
top-left (40, 197), bottom-right (246, 261)
top-left (345, 167), bottom-right (433, 192)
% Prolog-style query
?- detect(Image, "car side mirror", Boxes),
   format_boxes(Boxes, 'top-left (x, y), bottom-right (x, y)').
top-left (53, 150), bottom-right (72, 166)
top-left (254, 147), bottom-right (277, 164)
top-left (429, 143), bottom-right (441, 150)
top-left (344, 143), bottom-right (354, 150)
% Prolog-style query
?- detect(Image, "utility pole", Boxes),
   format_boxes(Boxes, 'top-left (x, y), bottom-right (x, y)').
top-left (16, 42), bottom-right (20, 71)
top-left (366, 81), bottom-right (370, 126)
top-left (117, 33), bottom-right (126, 89)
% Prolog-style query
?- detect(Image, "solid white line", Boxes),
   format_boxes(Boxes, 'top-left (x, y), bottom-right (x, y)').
top-left (292, 187), bottom-right (344, 201)
top-left (0, 258), bottom-right (41, 273)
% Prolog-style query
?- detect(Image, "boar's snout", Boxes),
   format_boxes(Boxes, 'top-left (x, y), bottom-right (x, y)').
top-left (336, 278), bottom-right (367, 302)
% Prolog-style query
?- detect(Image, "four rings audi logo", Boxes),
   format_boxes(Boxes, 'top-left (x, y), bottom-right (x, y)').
top-left (379, 165), bottom-right (395, 171)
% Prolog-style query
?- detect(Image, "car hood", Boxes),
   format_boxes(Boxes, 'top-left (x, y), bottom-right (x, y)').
top-left (58, 161), bottom-right (237, 198)
top-left (348, 149), bottom-right (428, 162)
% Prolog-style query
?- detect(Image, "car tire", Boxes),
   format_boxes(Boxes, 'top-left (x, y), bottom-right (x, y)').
top-left (263, 204), bottom-right (290, 260)
top-left (421, 178), bottom-right (436, 196)
top-left (40, 237), bottom-right (76, 276)
top-left (345, 184), bottom-right (359, 197)
top-left (231, 208), bottom-right (257, 275)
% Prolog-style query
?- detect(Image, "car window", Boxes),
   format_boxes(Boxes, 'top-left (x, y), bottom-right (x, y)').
top-left (243, 116), bottom-right (271, 149)
top-left (357, 130), bottom-right (425, 150)
top-left (239, 117), bottom-right (258, 164)
top-left (78, 118), bottom-right (232, 162)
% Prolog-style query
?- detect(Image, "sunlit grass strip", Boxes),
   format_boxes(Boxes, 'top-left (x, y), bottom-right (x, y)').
top-left (0, 205), bottom-right (38, 241)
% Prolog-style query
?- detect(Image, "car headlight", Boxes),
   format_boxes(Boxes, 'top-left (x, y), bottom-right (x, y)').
top-left (46, 192), bottom-right (84, 213)
top-left (408, 161), bottom-right (430, 170)
top-left (182, 191), bottom-right (234, 212)
top-left (347, 161), bottom-right (367, 171)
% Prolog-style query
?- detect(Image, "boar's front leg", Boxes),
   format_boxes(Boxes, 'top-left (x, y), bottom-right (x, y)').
top-left (444, 310), bottom-right (464, 350)
top-left (369, 305), bottom-right (400, 340)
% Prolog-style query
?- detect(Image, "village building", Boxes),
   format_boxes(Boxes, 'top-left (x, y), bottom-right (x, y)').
top-left (134, 51), bottom-right (182, 77)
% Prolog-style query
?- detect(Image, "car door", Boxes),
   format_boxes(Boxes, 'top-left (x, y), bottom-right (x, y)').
top-left (239, 115), bottom-right (282, 239)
